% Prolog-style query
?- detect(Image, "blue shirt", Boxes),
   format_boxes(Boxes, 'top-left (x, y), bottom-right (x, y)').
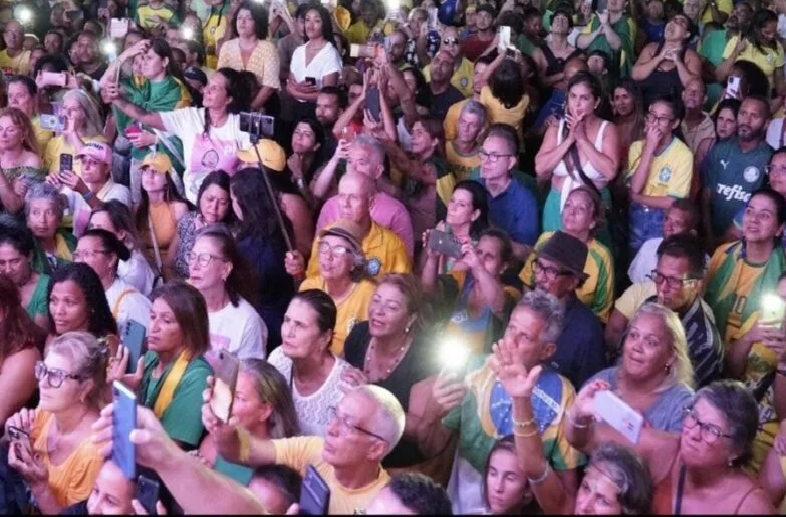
top-left (550, 295), bottom-right (607, 390)
top-left (483, 177), bottom-right (539, 246)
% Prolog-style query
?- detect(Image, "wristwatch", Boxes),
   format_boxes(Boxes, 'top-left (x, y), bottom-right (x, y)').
top-left (82, 190), bottom-right (95, 202)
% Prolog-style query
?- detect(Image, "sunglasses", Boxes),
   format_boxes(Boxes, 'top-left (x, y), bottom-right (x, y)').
top-left (442, 37), bottom-right (459, 45)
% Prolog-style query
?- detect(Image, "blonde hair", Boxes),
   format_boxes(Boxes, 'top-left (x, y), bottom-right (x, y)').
top-left (0, 107), bottom-right (39, 156)
top-left (47, 331), bottom-right (110, 409)
top-left (629, 302), bottom-right (695, 391)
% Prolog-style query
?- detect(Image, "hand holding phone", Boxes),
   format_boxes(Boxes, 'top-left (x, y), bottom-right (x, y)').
top-left (210, 351), bottom-right (240, 423)
top-left (299, 465), bottom-right (330, 515)
top-left (593, 390), bottom-right (643, 444)
top-left (427, 229), bottom-right (463, 259)
top-left (136, 475), bottom-right (161, 515)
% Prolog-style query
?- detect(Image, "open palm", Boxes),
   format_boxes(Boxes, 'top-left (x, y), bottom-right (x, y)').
top-left (489, 337), bottom-right (542, 399)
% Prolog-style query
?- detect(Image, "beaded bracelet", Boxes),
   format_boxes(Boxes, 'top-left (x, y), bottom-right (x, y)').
top-left (528, 464), bottom-right (552, 485)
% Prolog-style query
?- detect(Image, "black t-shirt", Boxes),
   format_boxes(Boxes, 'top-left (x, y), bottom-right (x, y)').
top-left (428, 85), bottom-right (464, 120)
top-left (344, 322), bottom-right (438, 468)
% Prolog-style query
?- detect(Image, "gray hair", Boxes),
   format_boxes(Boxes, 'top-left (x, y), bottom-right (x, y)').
top-left (63, 89), bottom-right (104, 138)
top-left (628, 302), bottom-right (694, 391)
top-left (694, 380), bottom-right (758, 467)
top-left (460, 100), bottom-right (488, 128)
top-left (516, 290), bottom-right (564, 344)
top-left (25, 181), bottom-right (67, 219)
top-left (239, 359), bottom-right (300, 439)
top-left (352, 134), bottom-right (386, 168)
top-left (353, 385), bottom-right (405, 456)
top-left (588, 442), bottom-right (653, 515)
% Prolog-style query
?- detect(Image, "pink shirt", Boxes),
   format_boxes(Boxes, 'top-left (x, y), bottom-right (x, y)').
top-left (316, 191), bottom-right (414, 258)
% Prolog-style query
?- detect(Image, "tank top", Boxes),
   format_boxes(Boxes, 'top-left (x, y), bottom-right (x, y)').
top-left (637, 46), bottom-right (688, 106)
top-left (553, 118), bottom-right (609, 211)
top-left (540, 44), bottom-right (584, 77)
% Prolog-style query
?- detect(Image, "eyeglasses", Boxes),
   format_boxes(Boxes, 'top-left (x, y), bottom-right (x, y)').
top-left (682, 406), bottom-right (733, 444)
top-left (442, 37), bottom-right (459, 45)
top-left (34, 361), bottom-right (83, 389)
top-left (479, 150), bottom-right (514, 163)
top-left (532, 259), bottom-right (571, 281)
top-left (646, 112), bottom-right (673, 125)
top-left (73, 249), bottom-right (110, 261)
top-left (317, 242), bottom-right (352, 258)
top-left (648, 270), bottom-right (697, 289)
top-left (766, 164), bottom-right (786, 176)
top-left (186, 252), bottom-right (227, 268)
top-left (327, 405), bottom-right (386, 442)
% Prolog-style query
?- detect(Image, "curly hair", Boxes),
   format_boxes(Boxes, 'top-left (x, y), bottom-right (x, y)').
top-left (47, 262), bottom-right (118, 339)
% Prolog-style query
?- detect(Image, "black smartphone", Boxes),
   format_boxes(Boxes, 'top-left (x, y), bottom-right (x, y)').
top-left (136, 475), bottom-right (160, 516)
top-left (299, 465), bottom-right (330, 515)
top-left (366, 88), bottom-right (381, 122)
top-left (305, 77), bottom-right (316, 86)
top-left (210, 350), bottom-right (240, 423)
top-left (59, 153), bottom-right (73, 173)
top-left (427, 229), bottom-right (463, 259)
top-left (238, 112), bottom-right (275, 138)
top-left (122, 320), bottom-right (147, 375)
top-left (112, 381), bottom-right (137, 480)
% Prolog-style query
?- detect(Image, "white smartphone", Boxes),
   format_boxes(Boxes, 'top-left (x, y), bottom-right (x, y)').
top-left (726, 76), bottom-right (741, 99)
top-left (499, 26), bottom-right (511, 49)
top-left (594, 390), bottom-right (644, 444)
top-left (109, 18), bottom-right (129, 39)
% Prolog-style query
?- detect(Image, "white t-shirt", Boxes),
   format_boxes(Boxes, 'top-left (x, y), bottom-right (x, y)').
top-left (118, 249), bottom-right (156, 297)
top-left (289, 43), bottom-right (342, 91)
top-left (628, 237), bottom-right (662, 284)
top-left (62, 180), bottom-right (132, 237)
top-left (268, 347), bottom-right (352, 437)
top-left (208, 297), bottom-right (267, 360)
top-left (766, 117), bottom-right (786, 149)
top-left (160, 107), bottom-right (251, 204)
top-left (106, 277), bottom-right (151, 333)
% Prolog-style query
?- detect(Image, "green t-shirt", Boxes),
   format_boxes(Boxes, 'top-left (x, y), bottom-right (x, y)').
top-left (25, 273), bottom-right (50, 320)
top-left (140, 352), bottom-right (212, 447)
top-left (517, 34), bottom-right (537, 57)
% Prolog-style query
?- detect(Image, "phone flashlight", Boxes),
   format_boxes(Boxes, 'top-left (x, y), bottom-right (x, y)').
top-left (101, 40), bottom-right (117, 57)
top-left (761, 293), bottom-right (786, 328)
top-left (181, 26), bottom-right (195, 40)
top-left (438, 339), bottom-right (470, 377)
top-left (14, 5), bottom-right (32, 25)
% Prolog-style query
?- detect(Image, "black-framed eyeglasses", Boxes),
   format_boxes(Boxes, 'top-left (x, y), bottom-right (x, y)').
top-left (533, 259), bottom-right (571, 281)
top-left (186, 252), bottom-right (227, 268)
top-left (479, 150), bottom-right (513, 163)
top-left (34, 361), bottom-right (84, 389)
top-left (682, 406), bottom-right (733, 444)
top-left (646, 112), bottom-right (673, 125)
top-left (327, 405), bottom-right (386, 443)
top-left (648, 270), bottom-right (698, 289)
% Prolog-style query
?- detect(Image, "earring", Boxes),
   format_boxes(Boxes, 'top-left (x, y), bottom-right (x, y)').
top-left (664, 363), bottom-right (672, 373)
top-left (727, 459), bottom-right (734, 467)
top-left (405, 324), bottom-right (411, 334)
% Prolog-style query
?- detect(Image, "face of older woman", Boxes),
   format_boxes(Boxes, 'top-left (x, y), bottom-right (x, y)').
top-left (49, 280), bottom-right (91, 335)
top-left (0, 115), bottom-right (23, 151)
top-left (446, 188), bottom-right (479, 228)
top-left (199, 184), bottom-right (231, 224)
top-left (148, 297), bottom-right (184, 355)
top-left (86, 461), bottom-right (135, 515)
top-left (574, 464), bottom-right (624, 515)
top-left (37, 350), bottom-right (92, 413)
top-left (318, 234), bottom-right (354, 282)
top-left (280, 298), bottom-right (331, 359)
top-left (562, 190), bottom-right (596, 235)
top-left (188, 235), bottom-right (231, 295)
top-left (367, 282), bottom-right (414, 339)
top-left (680, 397), bottom-right (737, 469)
top-left (621, 312), bottom-right (675, 382)
top-left (27, 198), bottom-right (60, 239)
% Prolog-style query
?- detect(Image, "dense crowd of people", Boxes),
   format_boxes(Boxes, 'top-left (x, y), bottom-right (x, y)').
top-left (3, 0), bottom-right (786, 513)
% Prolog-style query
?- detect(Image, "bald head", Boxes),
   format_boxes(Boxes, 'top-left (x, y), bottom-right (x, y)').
top-left (564, 56), bottom-right (589, 83)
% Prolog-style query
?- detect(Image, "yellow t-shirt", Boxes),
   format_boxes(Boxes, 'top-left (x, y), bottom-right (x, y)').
top-left (44, 135), bottom-right (109, 176)
top-left (723, 35), bottom-right (785, 91)
top-left (0, 48), bottom-right (31, 76)
top-left (443, 98), bottom-right (491, 142)
top-left (423, 56), bottom-right (475, 98)
top-left (701, 0), bottom-right (733, 24)
top-left (626, 138), bottom-right (693, 198)
top-left (32, 116), bottom-right (54, 154)
top-left (446, 141), bottom-right (481, 182)
top-left (299, 277), bottom-right (376, 357)
top-left (613, 281), bottom-right (657, 320)
top-left (273, 436), bottom-right (390, 514)
top-left (203, 10), bottom-right (229, 69)
top-left (480, 85), bottom-right (529, 139)
top-left (32, 411), bottom-right (103, 508)
top-left (306, 221), bottom-right (412, 281)
top-left (135, 4), bottom-right (178, 29)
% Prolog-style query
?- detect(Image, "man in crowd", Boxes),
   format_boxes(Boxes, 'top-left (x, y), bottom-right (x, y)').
top-left (424, 26), bottom-right (474, 98)
top-left (316, 86), bottom-right (346, 161)
top-left (461, 4), bottom-right (496, 62)
top-left (426, 49), bottom-right (465, 120)
top-left (702, 95), bottom-right (772, 249)
top-left (444, 53), bottom-right (494, 141)
top-left (365, 473), bottom-right (453, 515)
top-left (74, 30), bottom-right (107, 80)
top-left (0, 21), bottom-right (30, 76)
top-left (445, 100), bottom-right (485, 182)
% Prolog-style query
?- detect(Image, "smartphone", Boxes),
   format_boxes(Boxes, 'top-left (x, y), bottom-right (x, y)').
top-left (349, 43), bottom-right (377, 59)
top-left (438, 338), bottom-right (471, 380)
top-left (122, 320), bottom-right (147, 375)
top-left (109, 18), bottom-right (130, 39)
top-left (112, 381), bottom-right (137, 479)
top-left (365, 88), bottom-right (381, 122)
top-left (499, 26), bottom-right (512, 50)
top-left (339, 125), bottom-right (357, 143)
top-left (136, 475), bottom-right (160, 516)
top-left (427, 7), bottom-right (438, 30)
top-left (124, 124), bottom-right (142, 138)
top-left (59, 153), bottom-right (73, 173)
top-left (210, 350), bottom-right (240, 423)
top-left (7, 425), bottom-right (32, 458)
top-left (761, 294), bottom-right (786, 328)
top-left (238, 112), bottom-right (275, 138)
top-left (42, 71), bottom-right (67, 88)
top-left (726, 75), bottom-right (741, 99)
top-left (593, 390), bottom-right (644, 444)
top-left (40, 114), bottom-right (66, 132)
top-left (299, 465), bottom-right (330, 515)
top-left (427, 229), bottom-right (463, 259)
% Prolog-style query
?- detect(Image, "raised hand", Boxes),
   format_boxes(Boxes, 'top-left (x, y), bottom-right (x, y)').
top-left (489, 337), bottom-right (542, 399)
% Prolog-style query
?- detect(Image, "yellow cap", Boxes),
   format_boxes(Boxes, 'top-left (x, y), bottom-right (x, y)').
top-left (140, 152), bottom-right (173, 174)
top-left (236, 139), bottom-right (286, 173)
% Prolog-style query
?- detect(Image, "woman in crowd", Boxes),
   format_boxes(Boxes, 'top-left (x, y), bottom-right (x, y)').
top-left (423, 229), bottom-right (516, 356)
top-left (718, 9), bottom-right (784, 97)
top-left (26, 182), bottom-right (75, 275)
top-left (0, 107), bottom-right (43, 213)
top-left (88, 201), bottom-right (155, 296)
top-left (287, 118), bottom-right (325, 198)
top-left (536, 72), bottom-right (619, 237)
top-left (0, 276), bottom-right (42, 424)
top-left (567, 379), bottom-right (773, 513)
top-left (166, 170), bottom-right (234, 281)
top-left (0, 215), bottom-right (50, 330)
top-left (74, 229), bottom-right (151, 332)
top-left (480, 437), bottom-right (536, 515)
top-left (106, 67), bottom-right (252, 205)
top-left (268, 290), bottom-right (353, 436)
top-left (290, 220), bottom-right (376, 357)
top-left (706, 189), bottom-right (786, 343)
top-left (46, 262), bottom-right (117, 347)
top-left (188, 225), bottom-right (267, 362)
top-left (631, 13), bottom-right (701, 106)
top-left (532, 9), bottom-right (583, 92)
top-left (108, 281), bottom-right (211, 449)
top-left (230, 168), bottom-right (294, 350)
top-left (6, 332), bottom-right (107, 513)
top-left (102, 38), bottom-right (192, 204)
top-left (217, 1), bottom-right (280, 111)
top-left (198, 359), bottom-right (298, 484)
top-left (7, 75), bottom-right (53, 153)
top-left (286, 4), bottom-right (342, 119)
top-left (134, 153), bottom-right (190, 281)
top-left (715, 60), bottom-right (770, 107)
top-left (478, 48), bottom-right (530, 139)
top-left (43, 89), bottom-right (105, 177)
top-left (695, 99), bottom-right (740, 179)
top-left (520, 186), bottom-right (615, 323)
top-left (342, 274), bottom-right (440, 475)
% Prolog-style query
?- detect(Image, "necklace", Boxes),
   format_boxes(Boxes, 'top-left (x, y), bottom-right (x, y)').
top-left (364, 337), bottom-right (410, 379)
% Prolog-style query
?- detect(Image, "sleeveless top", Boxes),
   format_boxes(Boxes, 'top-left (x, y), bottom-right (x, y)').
top-left (637, 46), bottom-right (688, 106)
top-left (540, 44), bottom-right (584, 77)
top-left (553, 118), bottom-right (609, 211)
